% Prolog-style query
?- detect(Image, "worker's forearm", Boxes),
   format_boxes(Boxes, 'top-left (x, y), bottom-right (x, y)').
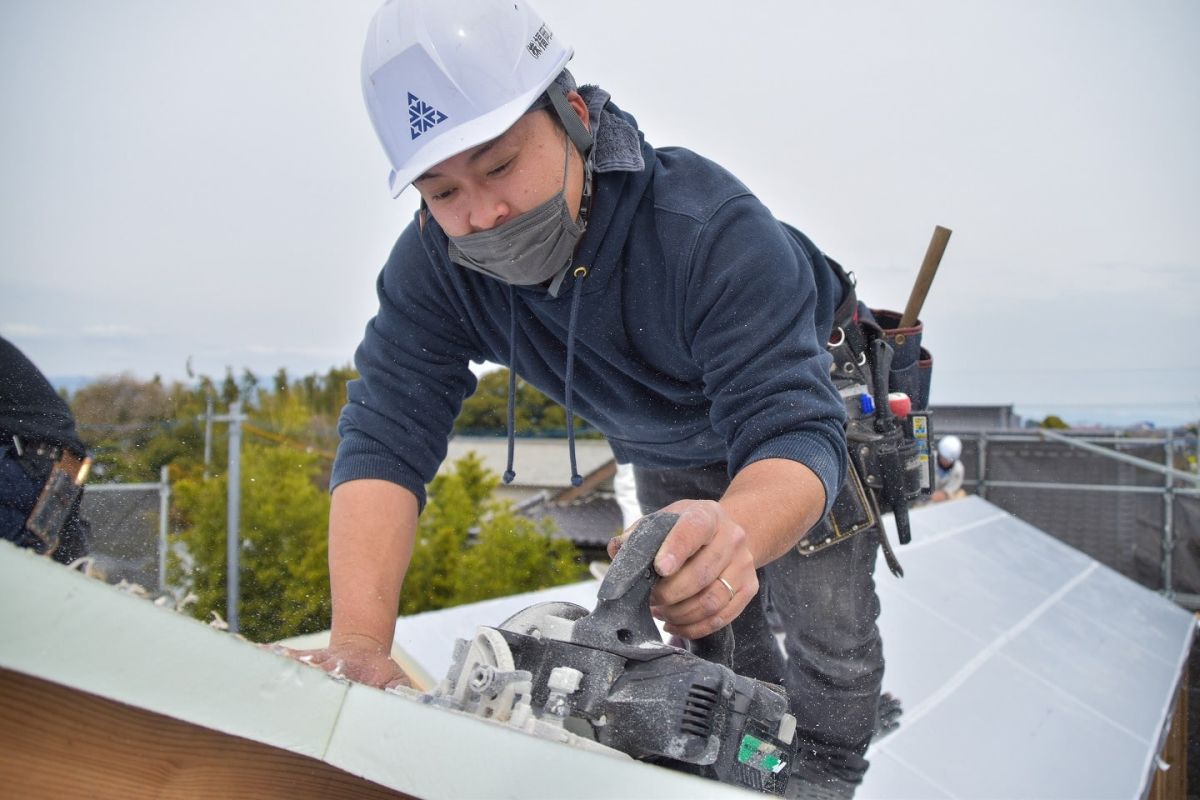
top-left (720, 458), bottom-right (828, 568)
top-left (328, 479), bottom-right (419, 647)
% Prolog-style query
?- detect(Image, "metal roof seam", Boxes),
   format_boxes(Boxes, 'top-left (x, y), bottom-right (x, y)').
top-left (896, 511), bottom-right (1009, 552)
top-left (1061, 592), bottom-right (1193, 670)
top-left (866, 745), bottom-right (958, 798)
top-left (878, 562), bottom-right (1099, 748)
top-left (999, 652), bottom-right (1153, 746)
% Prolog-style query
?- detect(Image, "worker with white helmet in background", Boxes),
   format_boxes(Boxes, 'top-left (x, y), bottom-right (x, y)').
top-left (290, 1), bottom-right (894, 796)
top-left (932, 435), bottom-right (966, 502)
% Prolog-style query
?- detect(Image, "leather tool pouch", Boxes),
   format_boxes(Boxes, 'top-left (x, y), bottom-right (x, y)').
top-left (866, 309), bottom-right (932, 411)
top-left (795, 282), bottom-right (935, 574)
top-left (796, 452), bottom-right (877, 556)
top-left (25, 451), bottom-right (90, 557)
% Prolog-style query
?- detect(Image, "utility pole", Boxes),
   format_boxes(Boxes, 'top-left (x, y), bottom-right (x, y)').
top-left (202, 395), bottom-right (214, 479)
top-left (157, 465), bottom-right (171, 592)
top-left (211, 400), bottom-right (246, 634)
top-left (1163, 429), bottom-right (1175, 598)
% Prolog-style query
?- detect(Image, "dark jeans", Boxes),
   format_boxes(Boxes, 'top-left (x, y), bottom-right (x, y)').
top-left (1, 445), bottom-right (90, 564)
top-left (634, 462), bottom-right (883, 789)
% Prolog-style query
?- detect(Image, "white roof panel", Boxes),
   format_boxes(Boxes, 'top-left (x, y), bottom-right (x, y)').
top-left (0, 543), bottom-right (750, 799)
top-left (888, 654), bottom-right (1147, 799)
top-left (391, 497), bottom-right (1194, 799)
top-left (861, 496), bottom-right (1193, 799)
top-left (0, 496), bottom-right (1190, 799)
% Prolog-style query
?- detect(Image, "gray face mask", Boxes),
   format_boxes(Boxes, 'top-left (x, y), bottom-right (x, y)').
top-left (448, 135), bottom-right (589, 291)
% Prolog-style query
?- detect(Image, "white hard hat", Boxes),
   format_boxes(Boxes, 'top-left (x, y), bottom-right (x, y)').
top-left (938, 435), bottom-right (962, 462)
top-left (361, 0), bottom-right (573, 197)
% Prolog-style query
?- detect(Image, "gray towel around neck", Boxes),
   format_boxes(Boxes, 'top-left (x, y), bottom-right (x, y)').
top-left (579, 84), bottom-right (645, 174)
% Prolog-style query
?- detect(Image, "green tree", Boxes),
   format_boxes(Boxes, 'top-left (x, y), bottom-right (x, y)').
top-left (221, 368), bottom-right (240, 405)
top-left (399, 468), bottom-right (482, 614)
top-left (239, 368), bottom-right (260, 402)
top-left (399, 452), bottom-right (586, 614)
top-left (71, 361), bottom-right (586, 638)
top-left (71, 373), bottom-right (173, 427)
top-left (1040, 414), bottom-right (1070, 429)
top-left (71, 374), bottom-right (198, 482)
top-left (171, 443), bottom-right (332, 641)
top-left (454, 506), bottom-right (582, 605)
top-left (455, 368), bottom-right (597, 437)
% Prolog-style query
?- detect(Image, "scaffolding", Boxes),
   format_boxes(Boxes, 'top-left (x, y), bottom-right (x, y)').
top-left (82, 465), bottom-right (171, 589)
top-left (951, 428), bottom-right (1200, 607)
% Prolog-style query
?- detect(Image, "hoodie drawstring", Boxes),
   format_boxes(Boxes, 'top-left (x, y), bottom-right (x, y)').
top-left (501, 269), bottom-right (588, 487)
top-left (564, 267), bottom-right (588, 487)
top-left (503, 286), bottom-right (518, 484)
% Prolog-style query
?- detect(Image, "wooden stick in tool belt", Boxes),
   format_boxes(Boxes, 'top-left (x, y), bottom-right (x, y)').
top-left (900, 225), bottom-right (952, 328)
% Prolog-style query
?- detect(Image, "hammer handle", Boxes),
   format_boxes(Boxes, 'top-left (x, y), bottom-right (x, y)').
top-left (900, 225), bottom-right (952, 328)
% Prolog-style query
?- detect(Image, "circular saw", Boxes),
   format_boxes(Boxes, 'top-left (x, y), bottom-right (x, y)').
top-left (428, 512), bottom-right (798, 794)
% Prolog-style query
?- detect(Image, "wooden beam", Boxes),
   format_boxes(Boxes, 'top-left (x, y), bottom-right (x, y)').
top-left (0, 667), bottom-right (414, 800)
top-left (1148, 659), bottom-right (1188, 800)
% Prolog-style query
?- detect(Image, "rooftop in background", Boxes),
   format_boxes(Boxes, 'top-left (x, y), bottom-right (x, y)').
top-left (930, 404), bottom-right (1023, 431)
top-left (522, 493), bottom-right (624, 549)
top-left (443, 435), bottom-right (623, 548)
top-left (442, 435), bottom-right (615, 491)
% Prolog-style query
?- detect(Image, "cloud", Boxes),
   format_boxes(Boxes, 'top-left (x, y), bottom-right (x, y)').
top-left (0, 322), bottom-right (51, 338)
top-left (80, 324), bottom-right (145, 339)
top-left (242, 344), bottom-right (347, 359)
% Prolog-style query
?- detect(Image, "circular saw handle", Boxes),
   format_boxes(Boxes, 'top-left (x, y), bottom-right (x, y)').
top-left (572, 511), bottom-right (734, 666)
top-left (597, 511), bottom-right (678, 603)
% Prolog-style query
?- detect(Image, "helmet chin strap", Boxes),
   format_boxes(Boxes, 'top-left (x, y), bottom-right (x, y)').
top-left (544, 80), bottom-right (594, 231)
top-left (545, 81), bottom-right (593, 158)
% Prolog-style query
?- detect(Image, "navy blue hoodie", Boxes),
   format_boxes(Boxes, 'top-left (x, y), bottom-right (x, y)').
top-left (333, 91), bottom-right (847, 513)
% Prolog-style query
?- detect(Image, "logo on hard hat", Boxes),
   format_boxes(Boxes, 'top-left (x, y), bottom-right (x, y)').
top-left (526, 23), bottom-right (553, 58)
top-left (408, 92), bottom-right (448, 140)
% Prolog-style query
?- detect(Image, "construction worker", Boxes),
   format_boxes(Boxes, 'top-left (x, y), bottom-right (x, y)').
top-left (295, 2), bottom-right (890, 795)
top-left (0, 336), bottom-right (91, 565)
top-left (932, 435), bottom-right (966, 502)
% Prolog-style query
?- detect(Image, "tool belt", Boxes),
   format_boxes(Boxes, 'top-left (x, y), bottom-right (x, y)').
top-left (7, 437), bottom-right (92, 558)
top-left (795, 259), bottom-right (935, 577)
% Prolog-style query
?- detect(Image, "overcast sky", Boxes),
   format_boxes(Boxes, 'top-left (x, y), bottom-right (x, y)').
top-left (2, 1), bottom-right (1197, 426)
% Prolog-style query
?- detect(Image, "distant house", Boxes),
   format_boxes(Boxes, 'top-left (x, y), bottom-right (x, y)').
top-left (441, 436), bottom-right (622, 558)
top-left (929, 404), bottom-right (1022, 431)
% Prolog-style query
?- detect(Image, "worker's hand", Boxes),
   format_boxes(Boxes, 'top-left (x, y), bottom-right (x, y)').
top-left (278, 632), bottom-right (413, 690)
top-left (608, 500), bottom-right (756, 641)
